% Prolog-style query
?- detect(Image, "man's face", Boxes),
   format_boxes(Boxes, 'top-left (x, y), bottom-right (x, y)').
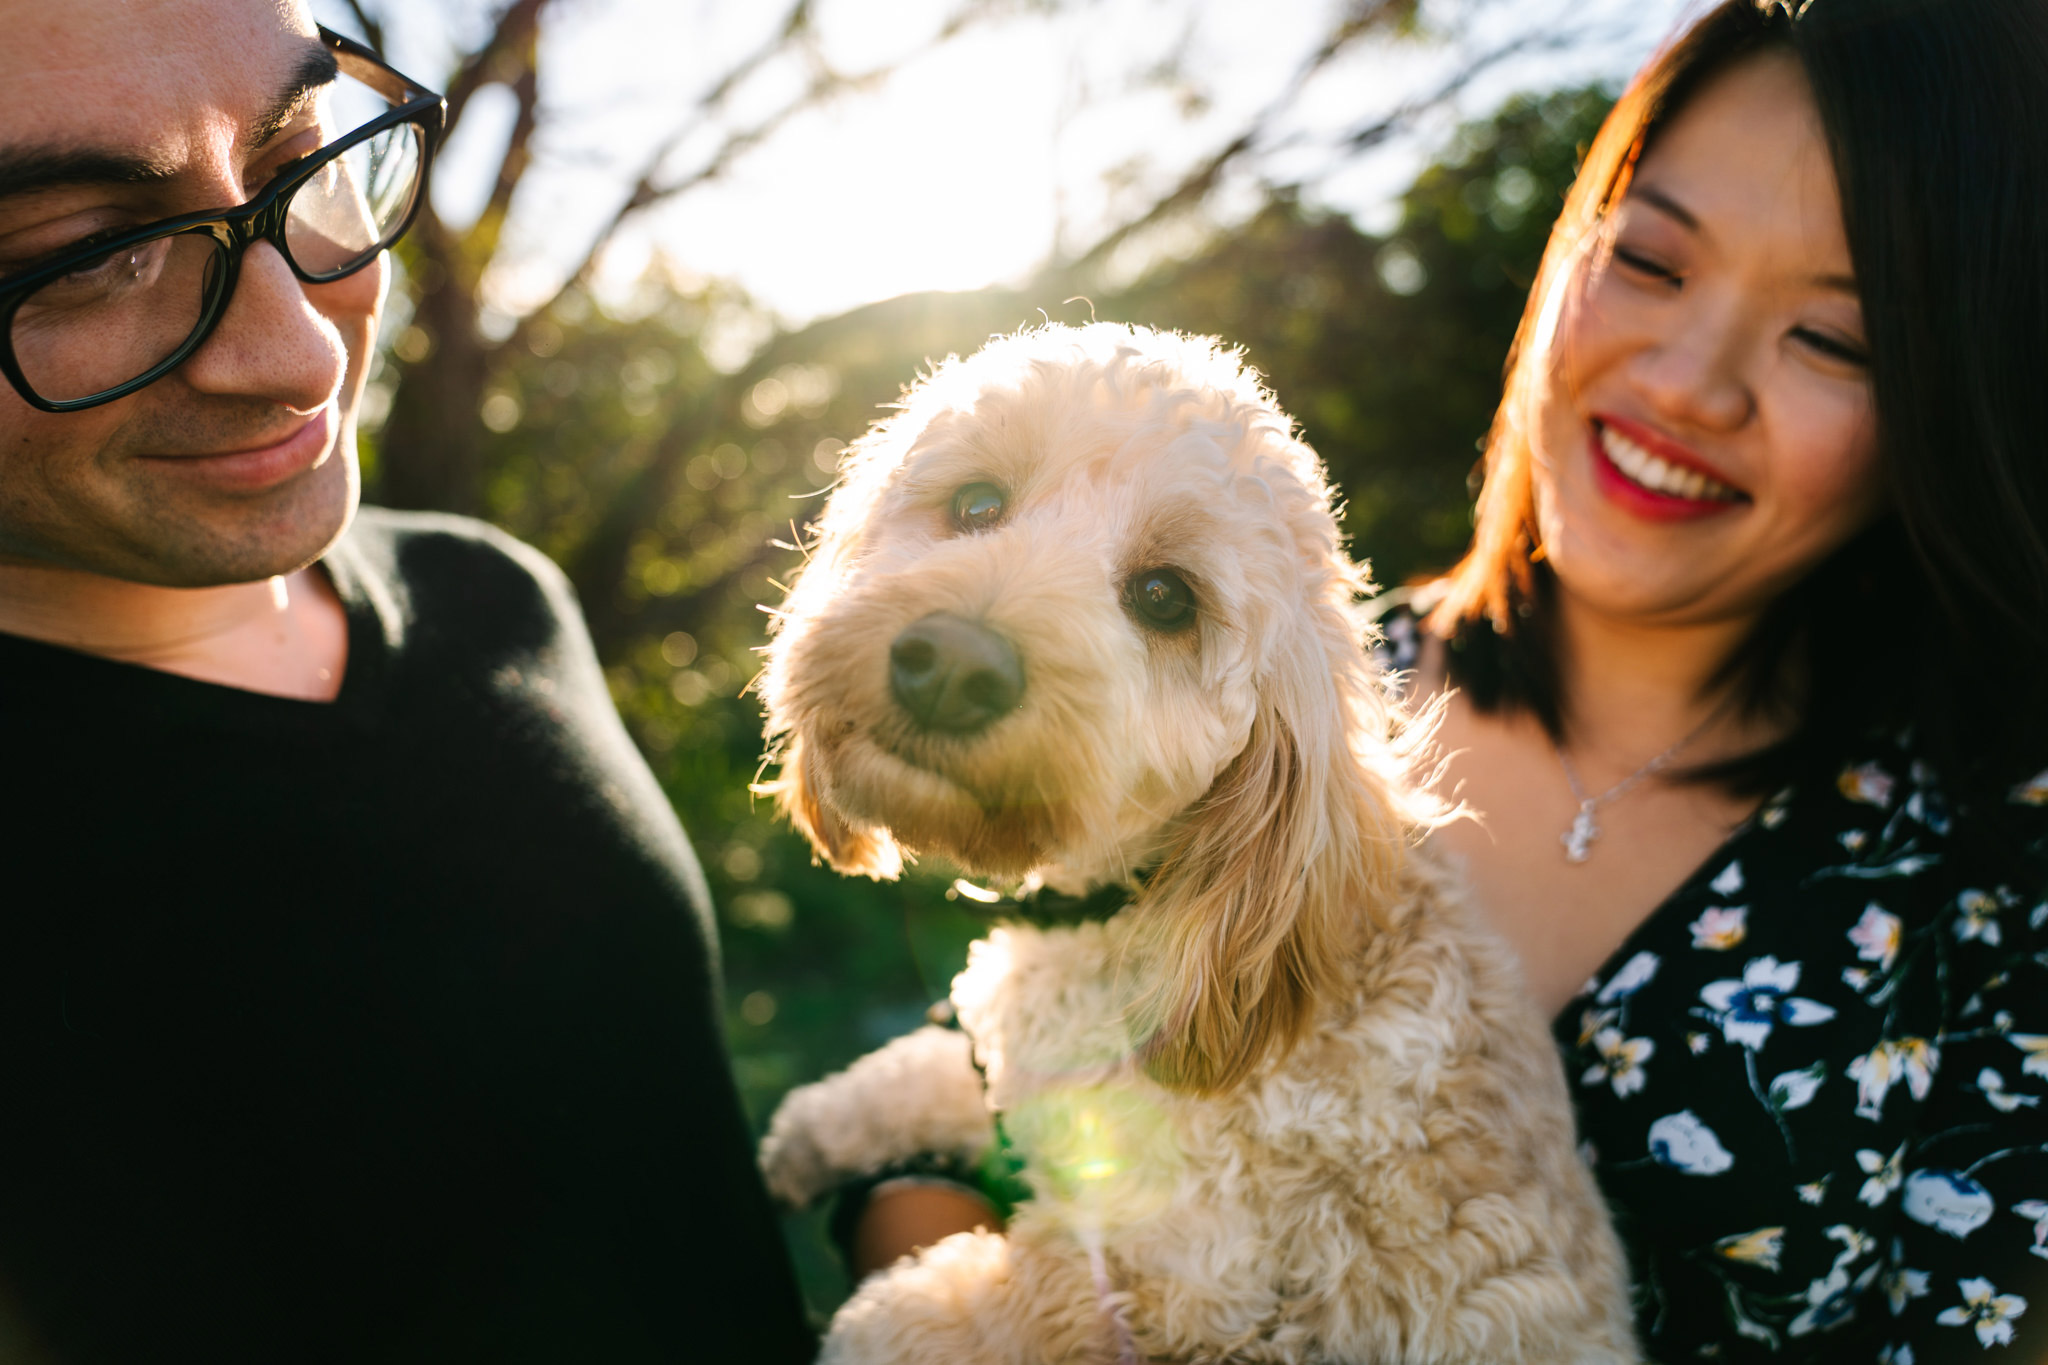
top-left (0, 0), bottom-right (380, 586)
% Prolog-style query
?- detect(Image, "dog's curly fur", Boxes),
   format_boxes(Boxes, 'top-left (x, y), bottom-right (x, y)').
top-left (756, 324), bottom-right (1636, 1363)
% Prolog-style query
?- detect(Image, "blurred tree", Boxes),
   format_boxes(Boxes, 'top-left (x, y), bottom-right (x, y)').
top-left (1110, 85), bottom-right (1616, 585)
top-left (324, 0), bottom-right (1613, 657)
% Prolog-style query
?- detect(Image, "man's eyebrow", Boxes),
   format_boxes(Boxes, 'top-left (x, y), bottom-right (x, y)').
top-left (248, 44), bottom-right (343, 149)
top-left (0, 147), bottom-right (181, 201)
top-left (0, 44), bottom-right (340, 203)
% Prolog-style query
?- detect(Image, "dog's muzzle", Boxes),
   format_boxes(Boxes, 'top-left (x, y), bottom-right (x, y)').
top-left (889, 612), bottom-right (1024, 735)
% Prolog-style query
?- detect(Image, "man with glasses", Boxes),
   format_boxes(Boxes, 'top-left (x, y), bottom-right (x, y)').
top-left (0, 4), bottom-right (814, 1360)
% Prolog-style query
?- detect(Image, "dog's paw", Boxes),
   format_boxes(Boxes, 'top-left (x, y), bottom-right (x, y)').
top-left (759, 1025), bottom-right (992, 1207)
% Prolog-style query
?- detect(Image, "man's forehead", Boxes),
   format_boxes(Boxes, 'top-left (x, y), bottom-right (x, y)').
top-left (0, 0), bottom-right (322, 174)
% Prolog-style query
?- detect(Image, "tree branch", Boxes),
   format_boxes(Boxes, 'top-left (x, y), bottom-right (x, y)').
top-left (1058, 0), bottom-right (1415, 278)
top-left (509, 0), bottom-right (1019, 349)
top-left (442, 0), bottom-right (550, 142)
top-left (338, 0), bottom-right (385, 54)
top-left (462, 38), bottom-right (543, 265)
top-left (1334, 25), bottom-right (1587, 154)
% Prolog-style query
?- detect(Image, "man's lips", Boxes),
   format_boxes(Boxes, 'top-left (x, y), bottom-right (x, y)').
top-left (135, 405), bottom-right (336, 494)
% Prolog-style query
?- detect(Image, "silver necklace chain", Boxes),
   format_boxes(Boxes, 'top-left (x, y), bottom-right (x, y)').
top-left (1554, 705), bottom-right (1728, 864)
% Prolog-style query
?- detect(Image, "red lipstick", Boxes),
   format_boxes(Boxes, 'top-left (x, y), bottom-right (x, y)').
top-left (1587, 413), bottom-right (1748, 524)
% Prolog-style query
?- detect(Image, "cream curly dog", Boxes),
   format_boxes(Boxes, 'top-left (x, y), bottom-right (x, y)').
top-left (755, 324), bottom-right (1635, 1364)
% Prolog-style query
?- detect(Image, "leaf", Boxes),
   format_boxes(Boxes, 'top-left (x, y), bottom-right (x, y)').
top-left (1769, 1061), bottom-right (1827, 1112)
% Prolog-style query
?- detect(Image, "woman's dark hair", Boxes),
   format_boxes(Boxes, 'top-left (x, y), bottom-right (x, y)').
top-left (1427, 0), bottom-right (2048, 801)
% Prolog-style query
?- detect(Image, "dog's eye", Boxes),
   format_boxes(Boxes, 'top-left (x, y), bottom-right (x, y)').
top-left (1127, 568), bottom-right (1196, 632)
top-left (950, 483), bottom-right (1007, 533)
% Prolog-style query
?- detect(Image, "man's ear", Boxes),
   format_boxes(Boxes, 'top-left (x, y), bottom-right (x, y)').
top-left (756, 734), bottom-right (903, 880)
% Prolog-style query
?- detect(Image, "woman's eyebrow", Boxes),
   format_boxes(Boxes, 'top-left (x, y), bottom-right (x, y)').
top-left (1631, 183), bottom-right (1702, 234)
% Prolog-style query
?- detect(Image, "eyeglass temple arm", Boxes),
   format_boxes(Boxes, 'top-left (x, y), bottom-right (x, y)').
top-left (316, 24), bottom-right (447, 130)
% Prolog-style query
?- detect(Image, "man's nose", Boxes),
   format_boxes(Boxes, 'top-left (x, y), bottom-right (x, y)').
top-left (175, 241), bottom-right (351, 414)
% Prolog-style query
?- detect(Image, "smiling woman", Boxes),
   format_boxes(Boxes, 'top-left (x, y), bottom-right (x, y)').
top-left (1391, 0), bottom-right (2048, 1357)
top-left (1530, 48), bottom-right (1887, 646)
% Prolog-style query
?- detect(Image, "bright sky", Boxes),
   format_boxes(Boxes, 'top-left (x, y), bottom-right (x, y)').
top-left (316, 0), bottom-right (1695, 328)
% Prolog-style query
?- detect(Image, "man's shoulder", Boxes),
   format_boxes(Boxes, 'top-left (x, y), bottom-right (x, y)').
top-left (339, 506), bottom-right (574, 597)
top-left (333, 506), bottom-right (589, 649)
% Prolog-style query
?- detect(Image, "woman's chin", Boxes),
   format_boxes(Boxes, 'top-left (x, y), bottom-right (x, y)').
top-left (1538, 500), bottom-right (1755, 624)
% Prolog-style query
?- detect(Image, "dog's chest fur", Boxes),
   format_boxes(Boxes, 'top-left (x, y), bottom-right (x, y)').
top-left (951, 857), bottom-right (1623, 1363)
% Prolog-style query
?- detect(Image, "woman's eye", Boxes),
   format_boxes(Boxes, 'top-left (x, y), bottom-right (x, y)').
top-left (1126, 568), bottom-right (1196, 633)
top-left (1794, 327), bottom-right (1870, 367)
top-left (950, 482), bottom-right (1007, 533)
top-left (1612, 246), bottom-right (1679, 286)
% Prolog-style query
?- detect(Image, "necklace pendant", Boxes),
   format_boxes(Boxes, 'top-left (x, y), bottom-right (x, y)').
top-left (1563, 802), bottom-right (1600, 863)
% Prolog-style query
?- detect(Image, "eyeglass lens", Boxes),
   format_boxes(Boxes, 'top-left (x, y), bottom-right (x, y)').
top-left (286, 121), bottom-right (424, 278)
top-left (9, 119), bottom-right (425, 406)
top-left (12, 234), bottom-right (228, 405)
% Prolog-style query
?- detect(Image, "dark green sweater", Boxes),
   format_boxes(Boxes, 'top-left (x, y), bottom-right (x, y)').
top-left (0, 508), bottom-right (814, 1364)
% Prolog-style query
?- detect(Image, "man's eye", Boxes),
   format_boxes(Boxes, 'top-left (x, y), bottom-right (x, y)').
top-left (32, 237), bottom-right (174, 307)
top-left (11, 226), bottom-right (132, 278)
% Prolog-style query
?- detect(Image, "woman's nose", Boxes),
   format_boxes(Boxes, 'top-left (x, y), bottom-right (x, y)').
top-left (1628, 301), bottom-right (1756, 433)
top-left (175, 241), bottom-right (350, 414)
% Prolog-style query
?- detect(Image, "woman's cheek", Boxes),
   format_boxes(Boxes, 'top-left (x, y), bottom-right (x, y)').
top-left (1774, 381), bottom-right (1883, 532)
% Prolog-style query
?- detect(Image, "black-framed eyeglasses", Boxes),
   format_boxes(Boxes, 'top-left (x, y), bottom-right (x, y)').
top-left (0, 26), bottom-right (445, 413)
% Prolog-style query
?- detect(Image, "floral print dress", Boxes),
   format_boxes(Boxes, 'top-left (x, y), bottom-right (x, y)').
top-left (1379, 611), bottom-right (2048, 1361)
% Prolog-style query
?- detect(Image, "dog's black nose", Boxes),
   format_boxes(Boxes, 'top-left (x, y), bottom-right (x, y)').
top-left (889, 612), bottom-right (1024, 734)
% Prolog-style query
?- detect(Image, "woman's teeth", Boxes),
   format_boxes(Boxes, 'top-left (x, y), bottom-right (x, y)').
top-left (1599, 426), bottom-right (1743, 502)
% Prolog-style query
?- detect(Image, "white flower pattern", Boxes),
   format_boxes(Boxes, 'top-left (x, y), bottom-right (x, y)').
top-left (1698, 956), bottom-right (1838, 1051)
top-left (2013, 1202), bottom-right (2048, 1261)
top-left (1859, 1143), bottom-right (1908, 1206)
top-left (1848, 1037), bottom-right (1940, 1120)
top-left (1646, 1110), bottom-right (1735, 1175)
top-left (1936, 1277), bottom-right (2028, 1347)
top-left (1581, 1028), bottom-right (1654, 1098)
top-left (1904, 1170), bottom-right (1996, 1240)
top-left (1691, 905), bottom-right (1749, 951)
top-left (1570, 751), bottom-right (2042, 1350)
top-left (1850, 903), bottom-right (1903, 972)
top-left (1376, 605), bottom-right (2048, 1360)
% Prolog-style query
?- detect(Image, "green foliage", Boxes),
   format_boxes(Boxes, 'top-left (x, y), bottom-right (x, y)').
top-left (1107, 85), bottom-right (1612, 588)
top-left (435, 83), bottom-right (1611, 1319)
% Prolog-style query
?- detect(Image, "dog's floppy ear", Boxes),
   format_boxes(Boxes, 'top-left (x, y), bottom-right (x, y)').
top-left (1133, 634), bottom-right (1405, 1094)
top-left (758, 734), bottom-right (903, 880)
